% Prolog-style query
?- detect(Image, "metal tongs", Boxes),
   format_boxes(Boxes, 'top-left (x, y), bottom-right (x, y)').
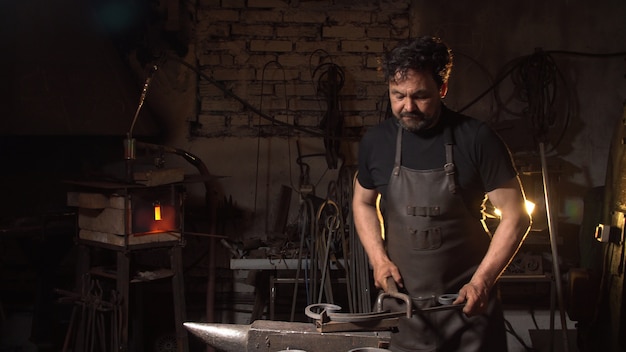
top-left (306, 277), bottom-right (464, 332)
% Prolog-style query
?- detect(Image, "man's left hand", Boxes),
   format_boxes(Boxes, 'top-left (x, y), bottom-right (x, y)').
top-left (454, 281), bottom-right (489, 316)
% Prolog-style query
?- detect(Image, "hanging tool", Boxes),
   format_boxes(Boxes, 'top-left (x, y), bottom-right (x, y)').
top-left (315, 62), bottom-right (345, 169)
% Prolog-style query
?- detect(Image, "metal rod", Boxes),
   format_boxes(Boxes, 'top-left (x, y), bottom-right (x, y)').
top-left (539, 141), bottom-right (569, 352)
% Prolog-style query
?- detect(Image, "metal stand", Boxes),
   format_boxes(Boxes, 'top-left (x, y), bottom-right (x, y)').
top-left (539, 142), bottom-right (570, 352)
top-left (73, 240), bottom-right (190, 352)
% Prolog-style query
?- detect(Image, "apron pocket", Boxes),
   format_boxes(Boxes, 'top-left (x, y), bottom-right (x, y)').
top-left (409, 227), bottom-right (442, 250)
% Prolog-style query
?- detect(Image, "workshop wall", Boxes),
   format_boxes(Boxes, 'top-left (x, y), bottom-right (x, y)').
top-left (162, 0), bottom-right (413, 246)
top-left (158, 3), bottom-right (626, 327)
top-left (1, 0), bottom-right (625, 344)
top-left (162, 0), bottom-right (626, 250)
top-left (192, 0), bottom-right (410, 138)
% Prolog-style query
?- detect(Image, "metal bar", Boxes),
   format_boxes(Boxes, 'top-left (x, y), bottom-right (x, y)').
top-left (539, 141), bottom-right (569, 352)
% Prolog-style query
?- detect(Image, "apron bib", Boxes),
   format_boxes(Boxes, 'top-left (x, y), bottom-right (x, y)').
top-left (383, 125), bottom-right (507, 352)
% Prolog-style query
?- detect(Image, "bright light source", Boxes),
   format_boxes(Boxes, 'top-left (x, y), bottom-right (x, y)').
top-left (493, 200), bottom-right (535, 218)
top-left (154, 202), bottom-right (162, 221)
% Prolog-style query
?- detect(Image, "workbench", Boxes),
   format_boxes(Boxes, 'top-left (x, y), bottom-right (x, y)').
top-left (230, 258), bottom-right (349, 321)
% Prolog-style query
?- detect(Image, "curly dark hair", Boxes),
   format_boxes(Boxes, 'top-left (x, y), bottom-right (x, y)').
top-left (382, 36), bottom-right (453, 88)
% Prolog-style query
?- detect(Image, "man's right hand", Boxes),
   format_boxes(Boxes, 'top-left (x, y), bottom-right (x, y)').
top-left (372, 260), bottom-right (403, 291)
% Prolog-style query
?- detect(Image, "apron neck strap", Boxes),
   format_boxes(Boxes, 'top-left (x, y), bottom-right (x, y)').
top-left (444, 127), bottom-right (457, 194)
top-left (393, 122), bottom-right (458, 194)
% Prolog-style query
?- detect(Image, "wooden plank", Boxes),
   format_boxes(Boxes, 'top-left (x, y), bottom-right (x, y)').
top-left (79, 229), bottom-right (181, 246)
top-left (78, 208), bottom-right (125, 235)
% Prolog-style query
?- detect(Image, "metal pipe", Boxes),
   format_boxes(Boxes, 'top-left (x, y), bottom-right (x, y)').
top-left (539, 142), bottom-right (569, 352)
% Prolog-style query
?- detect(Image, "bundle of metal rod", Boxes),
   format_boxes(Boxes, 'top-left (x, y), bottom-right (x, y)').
top-left (290, 197), bottom-right (316, 321)
top-left (345, 168), bottom-right (374, 313)
top-left (56, 279), bottom-right (120, 352)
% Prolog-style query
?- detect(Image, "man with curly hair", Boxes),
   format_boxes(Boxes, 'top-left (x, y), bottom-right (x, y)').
top-left (352, 36), bottom-right (531, 351)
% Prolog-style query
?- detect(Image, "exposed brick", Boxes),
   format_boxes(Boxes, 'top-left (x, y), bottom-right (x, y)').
top-left (245, 54), bottom-right (280, 67)
top-left (379, 0), bottom-right (410, 11)
top-left (340, 98), bottom-right (379, 112)
top-left (276, 83), bottom-right (316, 97)
top-left (391, 27), bottom-right (410, 39)
top-left (258, 96), bottom-right (290, 111)
top-left (289, 98), bottom-right (327, 111)
top-left (363, 113), bottom-right (384, 127)
top-left (233, 82), bottom-right (274, 96)
top-left (199, 82), bottom-right (226, 97)
top-left (353, 84), bottom-right (369, 99)
top-left (198, 0), bottom-right (220, 9)
top-left (194, 1), bottom-right (413, 137)
top-left (276, 25), bottom-right (320, 39)
top-left (365, 55), bottom-right (381, 69)
top-left (200, 39), bottom-right (248, 54)
top-left (334, 55), bottom-right (364, 68)
top-left (327, 10), bottom-right (372, 24)
top-left (201, 98), bottom-right (244, 112)
top-left (367, 83), bottom-right (389, 98)
top-left (366, 26), bottom-right (390, 39)
top-left (271, 114), bottom-right (294, 125)
top-left (322, 25), bottom-right (365, 39)
top-left (343, 114), bottom-right (365, 127)
top-left (248, 0), bottom-right (289, 8)
top-left (341, 40), bottom-right (384, 53)
top-left (198, 53), bottom-right (222, 66)
top-left (197, 113), bottom-right (228, 128)
top-left (196, 23), bottom-right (230, 38)
top-left (212, 68), bottom-right (256, 81)
top-left (230, 82), bottom-right (271, 98)
top-left (250, 40), bottom-right (293, 52)
top-left (295, 1), bottom-right (333, 10)
top-left (296, 114), bottom-right (321, 127)
top-left (201, 9), bottom-right (240, 22)
top-left (390, 14), bottom-right (410, 30)
top-left (230, 114), bottom-right (252, 127)
top-left (257, 68), bottom-right (301, 81)
top-left (295, 40), bottom-right (340, 53)
top-left (283, 9), bottom-right (327, 24)
top-left (231, 24), bottom-right (275, 37)
top-left (241, 9), bottom-right (284, 23)
top-left (221, 0), bottom-right (246, 8)
top-left (276, 53), bottom-right (312, 67)
top-left (344, 67), bottom-right (382, 82)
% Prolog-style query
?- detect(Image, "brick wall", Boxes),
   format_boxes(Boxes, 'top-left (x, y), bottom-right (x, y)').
top-left (193, 0), bottom-right (412, 137)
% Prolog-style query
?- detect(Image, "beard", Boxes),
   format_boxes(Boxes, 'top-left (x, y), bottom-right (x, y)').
top-left (396, 111), bottom-right (439, 132)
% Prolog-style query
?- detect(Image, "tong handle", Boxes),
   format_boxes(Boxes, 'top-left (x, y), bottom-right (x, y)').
top-left (385, 276), bottom-right (398, 294)
top-left (376, 277), bottom-right (412, 318)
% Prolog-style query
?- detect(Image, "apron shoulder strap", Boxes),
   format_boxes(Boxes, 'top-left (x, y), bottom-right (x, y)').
top-left (393, 124), bottom-right (402, 176)
top-left (444, 126), bottom-right (457, 194)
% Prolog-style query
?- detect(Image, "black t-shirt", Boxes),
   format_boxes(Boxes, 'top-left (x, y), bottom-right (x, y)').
top-left (357, 105), bottom-right (518, 219)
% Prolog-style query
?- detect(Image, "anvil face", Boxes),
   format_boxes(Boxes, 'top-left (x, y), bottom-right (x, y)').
top-left (184, 320), bottom-right (391, 352)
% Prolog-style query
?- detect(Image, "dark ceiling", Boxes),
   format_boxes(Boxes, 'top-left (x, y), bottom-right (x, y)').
top-left (1, 0), bottom-right (159, 136)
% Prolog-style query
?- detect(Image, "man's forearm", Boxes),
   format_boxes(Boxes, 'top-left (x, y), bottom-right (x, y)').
top-left (471, 215), bottom-right (530, 290)
top-left (352, 202), bottom-right (388, 266)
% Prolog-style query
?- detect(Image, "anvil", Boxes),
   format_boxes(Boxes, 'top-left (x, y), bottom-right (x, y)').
top-left (184, 319), bottom-right (391, 352)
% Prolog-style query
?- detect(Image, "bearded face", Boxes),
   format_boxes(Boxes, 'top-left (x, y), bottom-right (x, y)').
top-left (389, 69), bottom-right (445, 132)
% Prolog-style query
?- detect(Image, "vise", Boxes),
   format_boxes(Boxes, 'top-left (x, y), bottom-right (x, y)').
top-left (184, 320), bottom-right (391, 352)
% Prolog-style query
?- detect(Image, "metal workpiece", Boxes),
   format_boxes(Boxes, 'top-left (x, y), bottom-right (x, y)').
top-left (183, 320), bottom-right (391, 352)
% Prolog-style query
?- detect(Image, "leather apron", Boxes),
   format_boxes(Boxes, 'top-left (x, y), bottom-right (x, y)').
top-left (383, 125), bottom-right (507, 352)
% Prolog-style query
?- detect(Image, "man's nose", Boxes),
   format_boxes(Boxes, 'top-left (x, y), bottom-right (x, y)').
top-left (404, 98), bottom-right (418, 112)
